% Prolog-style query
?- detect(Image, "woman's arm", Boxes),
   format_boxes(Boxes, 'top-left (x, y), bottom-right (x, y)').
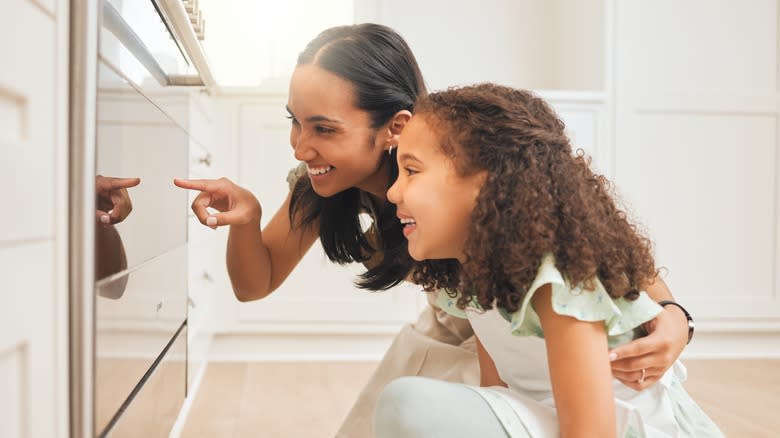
top-left (608, 276), bottom-right (689, 389)
top-left (533, 284), bottom-right (616, 438)
top-left (227, 191), bottom-right (319, 300)
top-left (175, 178), bottom-right (319, 301)
top-left (476, 335), bottom-right (506, 388)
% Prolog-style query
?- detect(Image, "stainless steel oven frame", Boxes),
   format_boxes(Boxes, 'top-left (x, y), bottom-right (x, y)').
top-left (69, 1), bottom-right (99, 436)
top-left (69, 1), bottom-right (216, 436)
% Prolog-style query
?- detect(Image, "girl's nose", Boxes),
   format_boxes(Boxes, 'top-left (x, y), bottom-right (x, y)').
top-left (387, 179), bottom-right (401, 205)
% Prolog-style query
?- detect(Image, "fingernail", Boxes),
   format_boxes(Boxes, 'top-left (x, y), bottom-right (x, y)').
top-left (100, 214), bottom-right (110, 224)
top-left (206, 216), bottom-right (217, 227)
top-left (608, 352), bottom-right (618, 362)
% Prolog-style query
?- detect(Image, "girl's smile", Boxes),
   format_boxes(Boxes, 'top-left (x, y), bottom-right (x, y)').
top-left (397, 213), bottom-right (417, 237)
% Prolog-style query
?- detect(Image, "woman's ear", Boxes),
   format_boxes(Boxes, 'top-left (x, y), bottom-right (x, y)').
top-left (386, 110), bottom-right (412, 146)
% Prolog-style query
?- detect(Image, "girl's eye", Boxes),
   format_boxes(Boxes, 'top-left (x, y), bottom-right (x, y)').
top-left (404, 167), bottom-right (418, 176)
top-left (286, 115), bottom-right (299, 125)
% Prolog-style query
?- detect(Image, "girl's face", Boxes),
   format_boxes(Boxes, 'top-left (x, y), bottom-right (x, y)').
top-left (387, 116), bottom-right (486, 262)
top-left (287, 64), bottom-right (391, 198)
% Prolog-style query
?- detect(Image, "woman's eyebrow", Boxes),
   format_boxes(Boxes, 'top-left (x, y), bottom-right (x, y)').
top-left (307, 115), bottom-right (343, 124)
top-left (285, 105), bottom-right (343, 124)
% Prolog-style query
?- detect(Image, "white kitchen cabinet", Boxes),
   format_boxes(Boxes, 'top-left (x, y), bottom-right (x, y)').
top-left (0, 0), bottom-right (57, 242)
top-left (0, 1), bottom-right (69, 438)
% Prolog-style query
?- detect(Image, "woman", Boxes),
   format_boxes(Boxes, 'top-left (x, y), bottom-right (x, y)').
top-left (174, 23), bottom-right (693, 437)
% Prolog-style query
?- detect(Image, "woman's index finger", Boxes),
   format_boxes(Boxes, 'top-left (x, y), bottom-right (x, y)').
top-left (173, 178), bottom-right (214, 191)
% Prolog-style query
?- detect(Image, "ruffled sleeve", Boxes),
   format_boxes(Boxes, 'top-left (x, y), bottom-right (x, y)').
top-left (508, 254), bottom-right (662, 345)
top-left (435, 289), bottom-right (470, 319)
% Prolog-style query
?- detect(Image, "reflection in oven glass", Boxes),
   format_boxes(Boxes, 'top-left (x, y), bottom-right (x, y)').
top-left (93, 60), bottom-right (189, 436)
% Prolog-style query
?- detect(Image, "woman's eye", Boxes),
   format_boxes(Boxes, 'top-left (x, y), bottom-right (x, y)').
top-left (286, 115), bottom-right (299, 125)
top-left (404, 167), bottom-right (418, 176)
top-left (315, 125), bottom-right (335, 134)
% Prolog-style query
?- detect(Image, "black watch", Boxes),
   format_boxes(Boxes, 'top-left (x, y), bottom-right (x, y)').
top-left (658, 300), bottom-right (694, 344)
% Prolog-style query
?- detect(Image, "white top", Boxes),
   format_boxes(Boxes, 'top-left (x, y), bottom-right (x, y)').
top-left (436, 255), bottom-right (723, 437)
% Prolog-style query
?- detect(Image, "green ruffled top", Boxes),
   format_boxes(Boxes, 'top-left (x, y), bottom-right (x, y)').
top-left (436, 254), bottom-right (663, 348)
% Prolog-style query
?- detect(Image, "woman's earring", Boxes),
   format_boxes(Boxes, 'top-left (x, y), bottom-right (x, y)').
top-left (388, 145), bottom-right (396, 155)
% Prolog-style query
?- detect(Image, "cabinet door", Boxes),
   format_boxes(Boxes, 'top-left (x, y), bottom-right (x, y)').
top-left (0, 1), bottom-right (56, 241)
top-left (0, 244), bottom-right (59, 438)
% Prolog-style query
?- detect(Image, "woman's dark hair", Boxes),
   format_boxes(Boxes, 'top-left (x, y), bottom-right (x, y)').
top-left (412, 83), bottom-right (658, 312)
top-left (289, 23), bottom-right (425, 290)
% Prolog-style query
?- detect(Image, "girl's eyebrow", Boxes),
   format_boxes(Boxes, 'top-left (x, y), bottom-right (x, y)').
top-left (398, 152), bottom-right (422, 163)
top-left (285, 105), bottom-right (343, 124)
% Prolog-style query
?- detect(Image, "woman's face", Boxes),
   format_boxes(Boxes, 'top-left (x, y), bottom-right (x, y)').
top-left (287, 64), bottom-right (390, 198)
top-left (387, 116), bottom-right (486, 262)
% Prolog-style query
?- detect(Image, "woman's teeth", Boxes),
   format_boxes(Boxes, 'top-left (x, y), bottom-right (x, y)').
top-left (307, 165), bottom-right (334, 176)
top-left (400, 218), bottom-right (416, 225)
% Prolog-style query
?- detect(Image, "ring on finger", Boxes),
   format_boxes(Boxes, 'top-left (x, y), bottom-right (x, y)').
top-left (637, 368), bottom-right (646, 384)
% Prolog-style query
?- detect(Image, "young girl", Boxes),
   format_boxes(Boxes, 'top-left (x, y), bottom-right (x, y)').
top-left (380, 83), bottom-right (723, 437)
top-left (175, 24), bottom-right (694, 436)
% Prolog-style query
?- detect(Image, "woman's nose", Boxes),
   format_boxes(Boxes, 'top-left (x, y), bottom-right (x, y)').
top-left (292, 135), bottom-right (316, 162)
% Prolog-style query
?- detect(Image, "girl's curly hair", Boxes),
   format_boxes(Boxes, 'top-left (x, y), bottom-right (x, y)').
top-left (412, 83), bottom-right (657, 313)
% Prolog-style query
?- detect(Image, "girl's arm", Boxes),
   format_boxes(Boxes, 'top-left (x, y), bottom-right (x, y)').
top-left (476, 335), bottom-right (507, 388)
top-left (533, 284), bottom-right (616, 438)
top-left (609, 276), bottom-right (689, 389)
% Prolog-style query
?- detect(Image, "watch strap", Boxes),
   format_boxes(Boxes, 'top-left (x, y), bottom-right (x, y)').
top-left (658, 300), bottom-right (694, 344)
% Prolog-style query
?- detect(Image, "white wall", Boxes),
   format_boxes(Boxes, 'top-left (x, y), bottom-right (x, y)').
top-left (357, 0), bottom-right (605, 92)
top-left (613, 0), bottom-right (780, 357)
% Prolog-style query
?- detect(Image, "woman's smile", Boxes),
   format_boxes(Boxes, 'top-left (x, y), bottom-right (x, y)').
top-left (306, 164), bottom-right (336, 186)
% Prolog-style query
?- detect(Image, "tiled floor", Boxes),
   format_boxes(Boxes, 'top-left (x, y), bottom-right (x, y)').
top-left (181, 359), bottom-right (779, 437)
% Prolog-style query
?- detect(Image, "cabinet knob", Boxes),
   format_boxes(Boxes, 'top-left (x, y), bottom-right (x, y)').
top-left (197, 152), bottom-right (212, 167)
top-left (201, 271), bottom-right (213, 282)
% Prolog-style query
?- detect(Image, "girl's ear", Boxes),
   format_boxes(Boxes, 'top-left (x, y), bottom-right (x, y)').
top-left (471, 170), bottom-right (489, 200)
top-left (385, 110), bottom-right (412, 147)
